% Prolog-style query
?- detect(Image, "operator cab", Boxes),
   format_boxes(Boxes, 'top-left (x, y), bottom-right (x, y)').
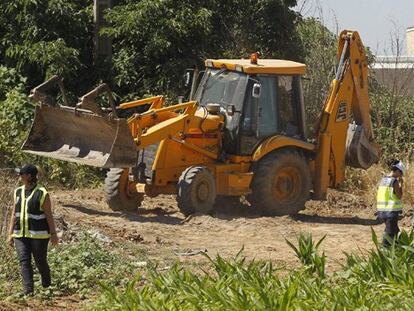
top-left (193, 57), bottom-right (307, 155)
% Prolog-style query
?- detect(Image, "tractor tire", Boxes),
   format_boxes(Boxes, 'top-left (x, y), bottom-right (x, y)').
top-left (177, 166), bottom-right (216, 216)
top-left (104, 168), bottom-right (144, 212)
top-left (248, 150), bottom-right (311, 216)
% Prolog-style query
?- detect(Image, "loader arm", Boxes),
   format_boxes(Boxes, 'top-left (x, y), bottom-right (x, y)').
top-left (313, 30), bottom-right (380, 199)
top-left (23, 89), bottom-right (223, 168)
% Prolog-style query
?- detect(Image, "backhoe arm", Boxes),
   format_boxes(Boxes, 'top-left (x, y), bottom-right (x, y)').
top-left (313, 30), bottom-right (380, 199)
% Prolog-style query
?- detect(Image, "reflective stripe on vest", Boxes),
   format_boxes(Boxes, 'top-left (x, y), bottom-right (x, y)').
top-left (12, 185), bottom-right (50, 239)
top-left (376, 177), bottom-right (402, 212)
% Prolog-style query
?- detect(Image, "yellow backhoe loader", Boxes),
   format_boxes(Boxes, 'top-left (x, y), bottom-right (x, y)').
top-left (22, 30), bottom-right (379, 216)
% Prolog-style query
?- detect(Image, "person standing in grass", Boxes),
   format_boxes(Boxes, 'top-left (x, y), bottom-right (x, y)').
top-left (7, 164), bottom-right (59, 296)
top-left (376, 160), bottom-right (405, 246)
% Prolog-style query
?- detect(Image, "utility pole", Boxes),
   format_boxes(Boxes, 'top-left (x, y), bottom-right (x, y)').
top-left (94, 0), bottom-right (112, 62)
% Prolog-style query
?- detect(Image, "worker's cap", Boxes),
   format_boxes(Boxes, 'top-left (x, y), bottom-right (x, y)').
top-left (15, 164), bottom-right (38, 177)
top-left (391, 161), bottom-right (405, 175)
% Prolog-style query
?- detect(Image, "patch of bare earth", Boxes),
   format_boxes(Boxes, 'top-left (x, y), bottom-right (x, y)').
top-left (52, 188), bottom-right (395, 272)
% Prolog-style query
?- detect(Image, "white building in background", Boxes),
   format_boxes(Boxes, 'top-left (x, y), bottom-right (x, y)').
top-left (371, 27), bottom-right (414, 96)
top-left (407, 27), bottom-right (414, 55)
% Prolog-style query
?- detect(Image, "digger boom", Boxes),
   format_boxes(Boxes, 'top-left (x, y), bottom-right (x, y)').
top-left (313, 30), bottom-right (379, 199)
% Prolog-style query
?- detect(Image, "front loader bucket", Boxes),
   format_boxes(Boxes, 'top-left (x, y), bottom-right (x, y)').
top-left (345, 123), bottom-right (379, 169)
top-left (22, 105), bottom-right (137, 168)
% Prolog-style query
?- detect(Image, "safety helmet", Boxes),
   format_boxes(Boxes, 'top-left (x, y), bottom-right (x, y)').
top-left (391, 160), bottom-right (405, 175)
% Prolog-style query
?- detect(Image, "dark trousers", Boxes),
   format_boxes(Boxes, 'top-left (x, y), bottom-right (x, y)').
top-left (382, 217), bottom-right (400, 246)
top-left (14, 238), bottom-right (51, 294)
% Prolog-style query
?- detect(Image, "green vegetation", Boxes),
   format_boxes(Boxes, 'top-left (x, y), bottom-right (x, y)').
top-left (91, 231), bottom-right (414, 310)
top-left (2, 225), bottom-right (414, 309)
top-left (0, 0), bottom-right (303, 187)
top-left (371, 88), bottom-right (414, 160)
top-left (297, 18), bottom-right (337, 135)
top-left (0, 232), bottom-right (145, 301)
top-left (103, 0), bottom-right (303, 98)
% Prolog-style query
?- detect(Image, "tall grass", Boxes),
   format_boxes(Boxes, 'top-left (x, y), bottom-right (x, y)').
top-left (92, 231), bottom-right (414, 310)
top-left (0, 171), bottom-right (17, 237)
top-left (286, 233), bottom-right (326, 278)
top-left (343, 162), bottom-right (414, 208)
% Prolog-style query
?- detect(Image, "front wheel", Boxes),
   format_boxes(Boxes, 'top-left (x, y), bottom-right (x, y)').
top-left (248, 150), bottom-right (311, 216)
top-left (177, 166), bottom-right (216, 216)
top-left (104, 168), bottom-right (144, 211)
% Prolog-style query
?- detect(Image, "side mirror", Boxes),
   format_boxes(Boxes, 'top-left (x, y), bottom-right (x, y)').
top-left (252, 83), bottom-right (261, 98)
top-left (226, 104), bottom-right (236, 116)
top-left (184, 71), bottom-right (192, 87)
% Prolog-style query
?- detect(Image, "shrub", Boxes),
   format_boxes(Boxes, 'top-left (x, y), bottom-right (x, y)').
top-left (0, 232), bottom-right (139, 299)
top-left (48, 233), bottom-right (134, 298)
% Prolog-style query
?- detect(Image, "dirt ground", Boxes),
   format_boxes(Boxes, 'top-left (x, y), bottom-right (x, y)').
top-left (51, 188), bottom-right (409, 271)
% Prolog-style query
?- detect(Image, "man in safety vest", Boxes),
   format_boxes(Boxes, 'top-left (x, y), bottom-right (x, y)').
top-left (376, 160), bottom-right (405, 246)
top-left (7, 164), bottom-right (59, 296)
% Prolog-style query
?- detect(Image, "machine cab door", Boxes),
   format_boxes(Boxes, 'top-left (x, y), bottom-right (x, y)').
top-left (239, 75), bottom-right (306, 155)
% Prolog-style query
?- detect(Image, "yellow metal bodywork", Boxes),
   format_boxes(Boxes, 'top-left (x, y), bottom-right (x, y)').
top-left (117, 96), bottom-right (253, 196)
top-left (252, 136), bottom-right (315, 162)
top-left (121, 96), bottom-right (254, 195)
top-left (205, 59), bottom-right (306, 75)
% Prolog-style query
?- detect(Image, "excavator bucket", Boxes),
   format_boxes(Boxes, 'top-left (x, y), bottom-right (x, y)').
top-left (22, 104), bottom-right (137, 168)
top-left (345, 123), bottom-right (379, 169)
top-left (23, 78), bottom-right (138, 168)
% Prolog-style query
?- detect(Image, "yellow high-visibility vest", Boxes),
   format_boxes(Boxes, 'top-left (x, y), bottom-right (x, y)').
top-left (376, 177), bottom-right (402, 212)
top-left (12, 185), bottom-right (50, 239)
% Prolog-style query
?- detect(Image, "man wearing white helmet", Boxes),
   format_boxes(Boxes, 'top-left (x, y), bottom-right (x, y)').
top-left (376, 160), bottom-right (405, 246)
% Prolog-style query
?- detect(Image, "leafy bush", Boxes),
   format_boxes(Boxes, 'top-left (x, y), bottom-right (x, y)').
top-left (48, 233), bottom-right (134, 297)
top-left (0, 232), bottom-right (138, 299)
top-left (0, 0), bottom-right (95, 92)
top-left (370, 89), bottom-right (414, 159)
top-left (104, 0), bottom-right (303, 99)
top-left (0, 171), bottom-right (17, 237)
top-left (0, 65), bottom-right (27, 100)
top-left (296, 18), bottom-right (337, 136)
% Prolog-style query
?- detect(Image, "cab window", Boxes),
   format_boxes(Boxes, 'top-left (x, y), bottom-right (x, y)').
top-left (240, 75), bottom-right (302, 154)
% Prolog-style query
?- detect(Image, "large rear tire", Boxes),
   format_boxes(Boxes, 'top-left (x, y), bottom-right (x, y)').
top-left (177, 166), bottom-right (216, 216)
top-left (104, 168), bottom-right (144, 211)
top-left (248, 150), bottom-right (311, 216)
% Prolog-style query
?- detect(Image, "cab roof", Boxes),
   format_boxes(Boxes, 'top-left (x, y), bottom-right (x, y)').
top-left (205, 59), bottom-right (306, 75)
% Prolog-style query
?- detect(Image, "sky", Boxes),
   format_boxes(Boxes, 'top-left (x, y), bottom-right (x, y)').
top-left (294, 0), bottom-right (414, 55)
